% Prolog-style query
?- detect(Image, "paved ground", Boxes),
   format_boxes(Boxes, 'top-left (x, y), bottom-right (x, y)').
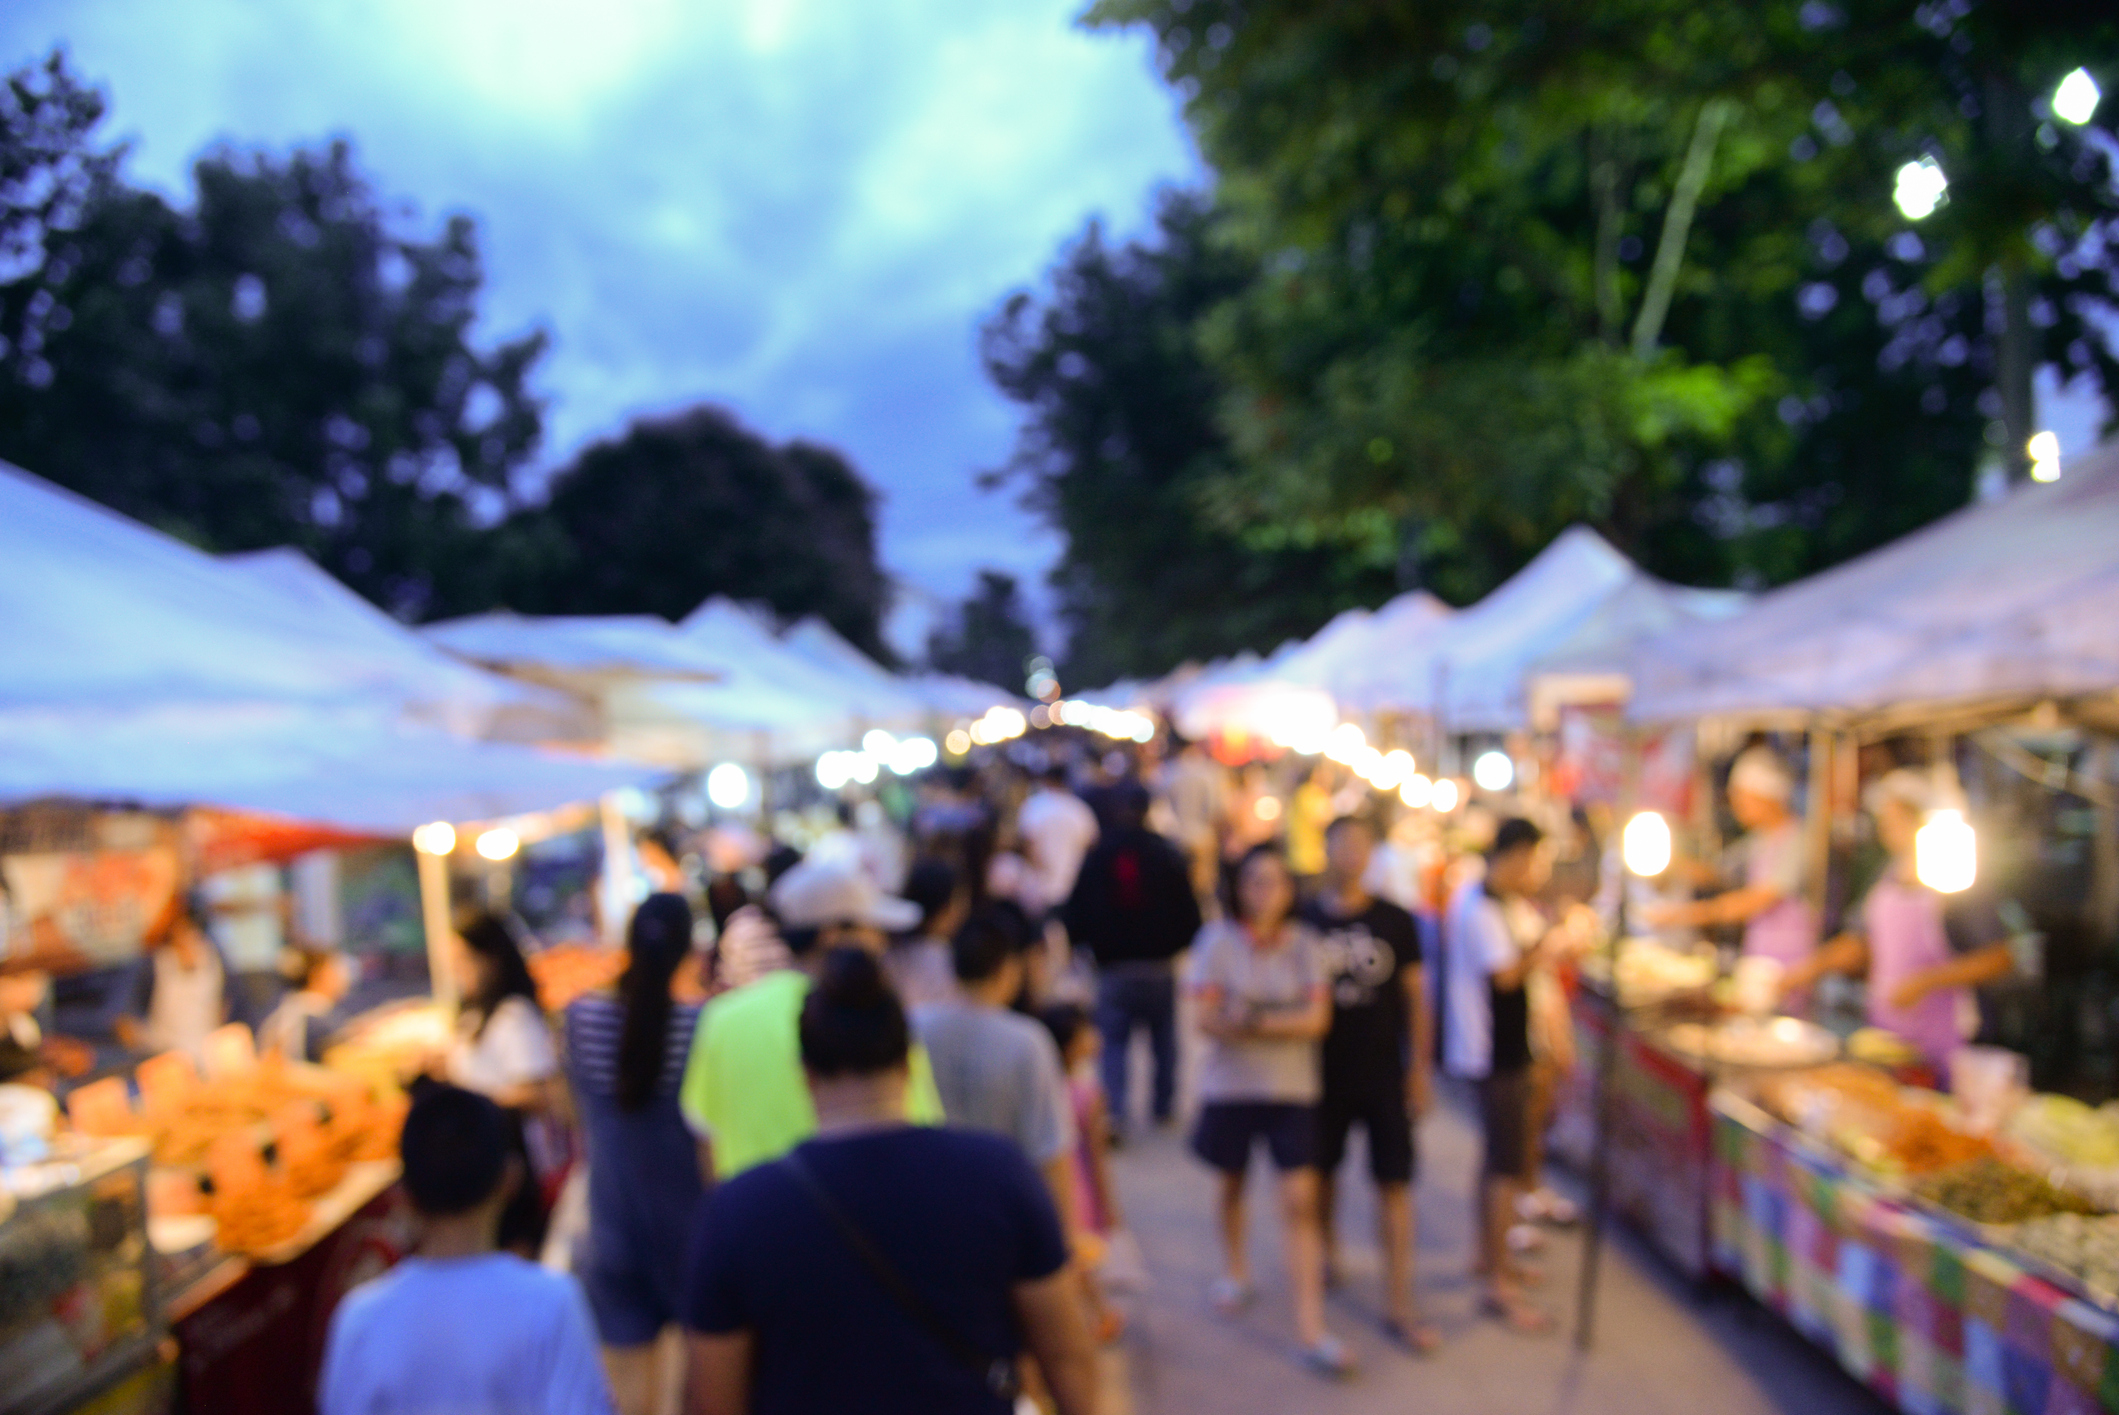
top-left (1096, 1080), bottom-right (1897, 1415)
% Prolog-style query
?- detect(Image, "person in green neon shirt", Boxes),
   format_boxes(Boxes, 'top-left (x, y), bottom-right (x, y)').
top-left (682, 858), bottom-right (947, 1180)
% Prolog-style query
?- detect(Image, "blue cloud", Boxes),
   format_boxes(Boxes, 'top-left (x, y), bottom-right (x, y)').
top-left (1, 0), bottom-right (1199, 646)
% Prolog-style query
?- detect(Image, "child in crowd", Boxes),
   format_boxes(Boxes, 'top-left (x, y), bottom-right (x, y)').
top-left (1043, 1003), bottom-right (1129, 1342)
top-left (319, 1084), bottom-right (614, 1415)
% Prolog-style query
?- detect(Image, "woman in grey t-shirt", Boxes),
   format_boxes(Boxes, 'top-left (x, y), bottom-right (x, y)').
top-left (1186, 844), bottom-right (1346, 1378)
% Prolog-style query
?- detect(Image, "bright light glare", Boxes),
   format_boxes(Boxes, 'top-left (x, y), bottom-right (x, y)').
top-left (412, 821), bottom-right (456, 856)
top-left (815, 752), bottom-right (851, 790)
top-left (1399, 773), bottom-right (1433, 809)
top-left (862, 729), bottom-right (897, 757)
top-left (849, 751), bottom-right (880, 784)
top-left (706, 763), bottom-right (751, 810)
top-left (890, 737), bottom-right (939, 775)
top-left (2055, 67), bottom-right (2102, 126)
top-left (475, 828), bottom-right (520, 862)
top-left (1893, 156), bottom-right (1948, 220)
top-left (2029, 430), bottom-right (2063, 483)
top-left (1255, 796), bottom-right (1283, 822)
top-left (1621, 811), bottom-right (1673, 878)
top-left (1431, 778), bottom-right (1461, 813)
top-left (1326, 722), bottom-right (1367, 765)
top-left (944, 729), bottom-right (972, 757)
top-left (1916, 809), bottom-right (1978, 894)
top-left (1472, 750), bottom-right (1515, 792)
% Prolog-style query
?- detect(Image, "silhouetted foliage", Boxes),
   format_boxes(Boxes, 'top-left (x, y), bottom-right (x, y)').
top-left (927, 570), bottom-right (1037, 691)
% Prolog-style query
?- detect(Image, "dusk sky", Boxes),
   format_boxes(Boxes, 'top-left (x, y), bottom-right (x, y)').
top-left (1, 0), bottom-right (1201, 651)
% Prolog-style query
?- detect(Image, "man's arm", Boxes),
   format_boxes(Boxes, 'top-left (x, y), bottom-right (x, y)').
top-left (1403, 963), bottom-right (1433, 1117)
top-left (1894, 943), bottom-right (2013, 1008)
top-left (684, 1331), bottom-right (752, 1415)
top-left (1012, 1270), bottom-right (1101, 1415)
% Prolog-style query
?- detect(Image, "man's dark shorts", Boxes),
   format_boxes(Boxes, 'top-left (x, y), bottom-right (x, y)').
top-left (1477, 1067), bottom-right (1533, 1181)
top-left (1315, 1078), bottom-right (1415, 1186)
top-left (1191, 1101), bottom-right (1318, 1174)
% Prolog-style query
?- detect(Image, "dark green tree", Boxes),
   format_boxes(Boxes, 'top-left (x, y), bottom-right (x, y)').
top-left (927, 570), bottom-right (1038, 691)
top-left (1080, 1), bottom-right (2117, 598)
top-left (983, 190), bottom-right (1398, 684)
top-left (0, 52), bottom-right (548, 619)
top-left (491, 406), bottom-right (894, 659)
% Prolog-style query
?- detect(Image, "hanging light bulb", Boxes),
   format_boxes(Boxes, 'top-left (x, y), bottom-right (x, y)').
top-left (1915, 809), bottom-right (1977, 894)
top-left (1621, 811), bottom-right (1673, 878)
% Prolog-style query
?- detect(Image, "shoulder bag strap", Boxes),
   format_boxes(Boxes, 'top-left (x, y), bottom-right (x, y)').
top-left (782, 1151), bottom-right (1021, 1401)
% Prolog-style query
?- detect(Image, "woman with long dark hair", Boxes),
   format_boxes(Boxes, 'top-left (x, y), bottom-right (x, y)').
top-left (562, 893), bottom-right (705, 1415)
top-left (442, 911), bottom-right (560, 1257)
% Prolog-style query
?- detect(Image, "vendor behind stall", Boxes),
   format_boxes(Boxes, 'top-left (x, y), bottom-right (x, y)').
top-left (1647, 747), bottom-right (1818, 985)
top-left (115, 896), bottom-right (233, 1062)
top-left (1783, 769), bottom-right (2014, 1080)
top-left (258, 946), bottom-right (353, 1064)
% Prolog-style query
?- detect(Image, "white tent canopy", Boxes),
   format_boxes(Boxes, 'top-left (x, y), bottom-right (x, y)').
top-left (1330, 527), bottom-right (1635, 721)
top-left (1628, 439), bottom-right (2119, 725)
top-left (0, 704), bottom-right (656, 835)
top-left (0, 463), bottom-right (652, 826)
top-left (0, 462), bottom-right (570, 740)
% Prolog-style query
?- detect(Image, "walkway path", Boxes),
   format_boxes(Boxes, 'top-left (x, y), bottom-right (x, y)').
top-left (1098, 1083), bottom-right (1894, 1415)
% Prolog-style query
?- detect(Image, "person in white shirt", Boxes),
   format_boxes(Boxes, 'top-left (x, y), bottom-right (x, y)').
top-left (1017, 764), bottom-right (1101, 918)
top-left (319, 1084), bottom-right (614, 1415)
top-left (1441, 819), bottom-right (1590, 1335)
top-left (441, 913), bottom-right (560, 1256)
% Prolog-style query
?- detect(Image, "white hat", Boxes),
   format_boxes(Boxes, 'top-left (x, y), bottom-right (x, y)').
top-left (768, 859), bottom-right (921, 932)
top-left (1728, 747), bottom-right (1793, 803)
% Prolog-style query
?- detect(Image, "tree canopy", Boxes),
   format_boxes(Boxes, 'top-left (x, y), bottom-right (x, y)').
top-left (495, 407), bottom-right (894, 659)
top-left (0, 50), bottom-right (898, 647)
top-left (997, 0), bottom-right (2119, 669)
top-left (926, 570), bottom-right (1038, 692)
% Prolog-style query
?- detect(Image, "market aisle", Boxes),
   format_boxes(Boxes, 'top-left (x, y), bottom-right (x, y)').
top-left (1100, 1084), bottom-right (1894, 1415)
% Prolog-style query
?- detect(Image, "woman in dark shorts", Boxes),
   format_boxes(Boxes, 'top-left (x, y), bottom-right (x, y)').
top-left (1185, 845), bottom-right (1347, 1378)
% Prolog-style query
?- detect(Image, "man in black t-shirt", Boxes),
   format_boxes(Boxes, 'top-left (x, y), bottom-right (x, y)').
top-left (1299, 815), bottom-right (1437, 1352)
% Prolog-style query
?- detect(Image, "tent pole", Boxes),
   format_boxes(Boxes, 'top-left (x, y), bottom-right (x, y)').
top-left (599, 791), bottom-right (636, 946)
top-left (417, 845), bottom-right (458, 1018)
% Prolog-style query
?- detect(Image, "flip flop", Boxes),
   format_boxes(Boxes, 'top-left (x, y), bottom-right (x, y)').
top-left (1300, 1335), bottom-right (1358, 1380)
top-left (1482, 1290), bottom-right (1555, 1336)
top-left (1381, 1316), bottom-right (1443, 1355)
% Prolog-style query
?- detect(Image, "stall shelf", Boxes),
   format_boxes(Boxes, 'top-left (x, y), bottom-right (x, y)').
top-left (1713, 1090), bottom-right (2119, 1415)
top-left (0, 1140), bottom-right (160, 1415)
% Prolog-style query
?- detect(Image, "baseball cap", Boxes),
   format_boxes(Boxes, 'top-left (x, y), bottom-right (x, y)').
top-left (768, 858), bottom-right (921, 932)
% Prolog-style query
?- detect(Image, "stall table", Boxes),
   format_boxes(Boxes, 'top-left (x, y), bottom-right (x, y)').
top-left (1554, 986), bottom-right (1719, 1281)
top-left (1714, 1090), bottom-right (2119, 1415)
top-left (168, 1161), bottom-right (409, 1415)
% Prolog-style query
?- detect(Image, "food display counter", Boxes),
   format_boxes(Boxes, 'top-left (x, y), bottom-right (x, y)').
top-left (1553, 968), bottom-right (1837, 1282)
top-left (1713, 1091), bottom-right (2119, 1415)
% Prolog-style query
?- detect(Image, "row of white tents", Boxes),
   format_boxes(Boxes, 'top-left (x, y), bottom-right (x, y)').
top-left (0, 460), bottom-right (1016, 836)
top-left (1096, 438), bottom-right (2119, 743)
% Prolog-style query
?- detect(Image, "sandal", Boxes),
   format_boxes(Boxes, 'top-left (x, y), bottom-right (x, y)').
top-left (1381, 1316), bottom-right (1443, 1355)
top-left (1299, 1335), bottom-right (1357, 1380)
top-left (1209, 1277), bottom-right (1255, 1315)
top-left (1482, 1289), bottom-right (1555, 1336)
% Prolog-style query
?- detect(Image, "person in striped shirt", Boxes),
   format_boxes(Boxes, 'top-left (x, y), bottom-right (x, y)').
top-left (562, 893), bottom-right (706, 1415)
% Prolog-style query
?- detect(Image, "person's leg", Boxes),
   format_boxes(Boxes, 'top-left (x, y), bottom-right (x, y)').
top-left (1144, 972), bottom-right (1178, 1126)
top-left (602, 1344), bottom-right (658, 1415)
top-left (1316, 1171), bottom-right (1339, 1287)
top-left (1280, 1168), bottom-right (1329, 1348)
top-left (1377, 1183), bottom-right (1417, 1327)
top-left (1218, 1168), bottom-right (1250, 1289)
top-left (1095, 976), bottom-right (1133, 1135)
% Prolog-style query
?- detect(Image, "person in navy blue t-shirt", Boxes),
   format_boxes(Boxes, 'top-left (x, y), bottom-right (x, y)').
top-left (682, 947), bottom-right (1098, 1415)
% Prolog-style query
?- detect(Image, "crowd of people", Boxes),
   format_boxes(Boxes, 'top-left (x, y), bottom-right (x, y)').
top-left (311, 731), bottom-right (1894, 1414)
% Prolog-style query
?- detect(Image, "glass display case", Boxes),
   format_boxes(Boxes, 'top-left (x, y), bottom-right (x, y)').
top-left (0, 1139), bottom-right (161, 1415)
